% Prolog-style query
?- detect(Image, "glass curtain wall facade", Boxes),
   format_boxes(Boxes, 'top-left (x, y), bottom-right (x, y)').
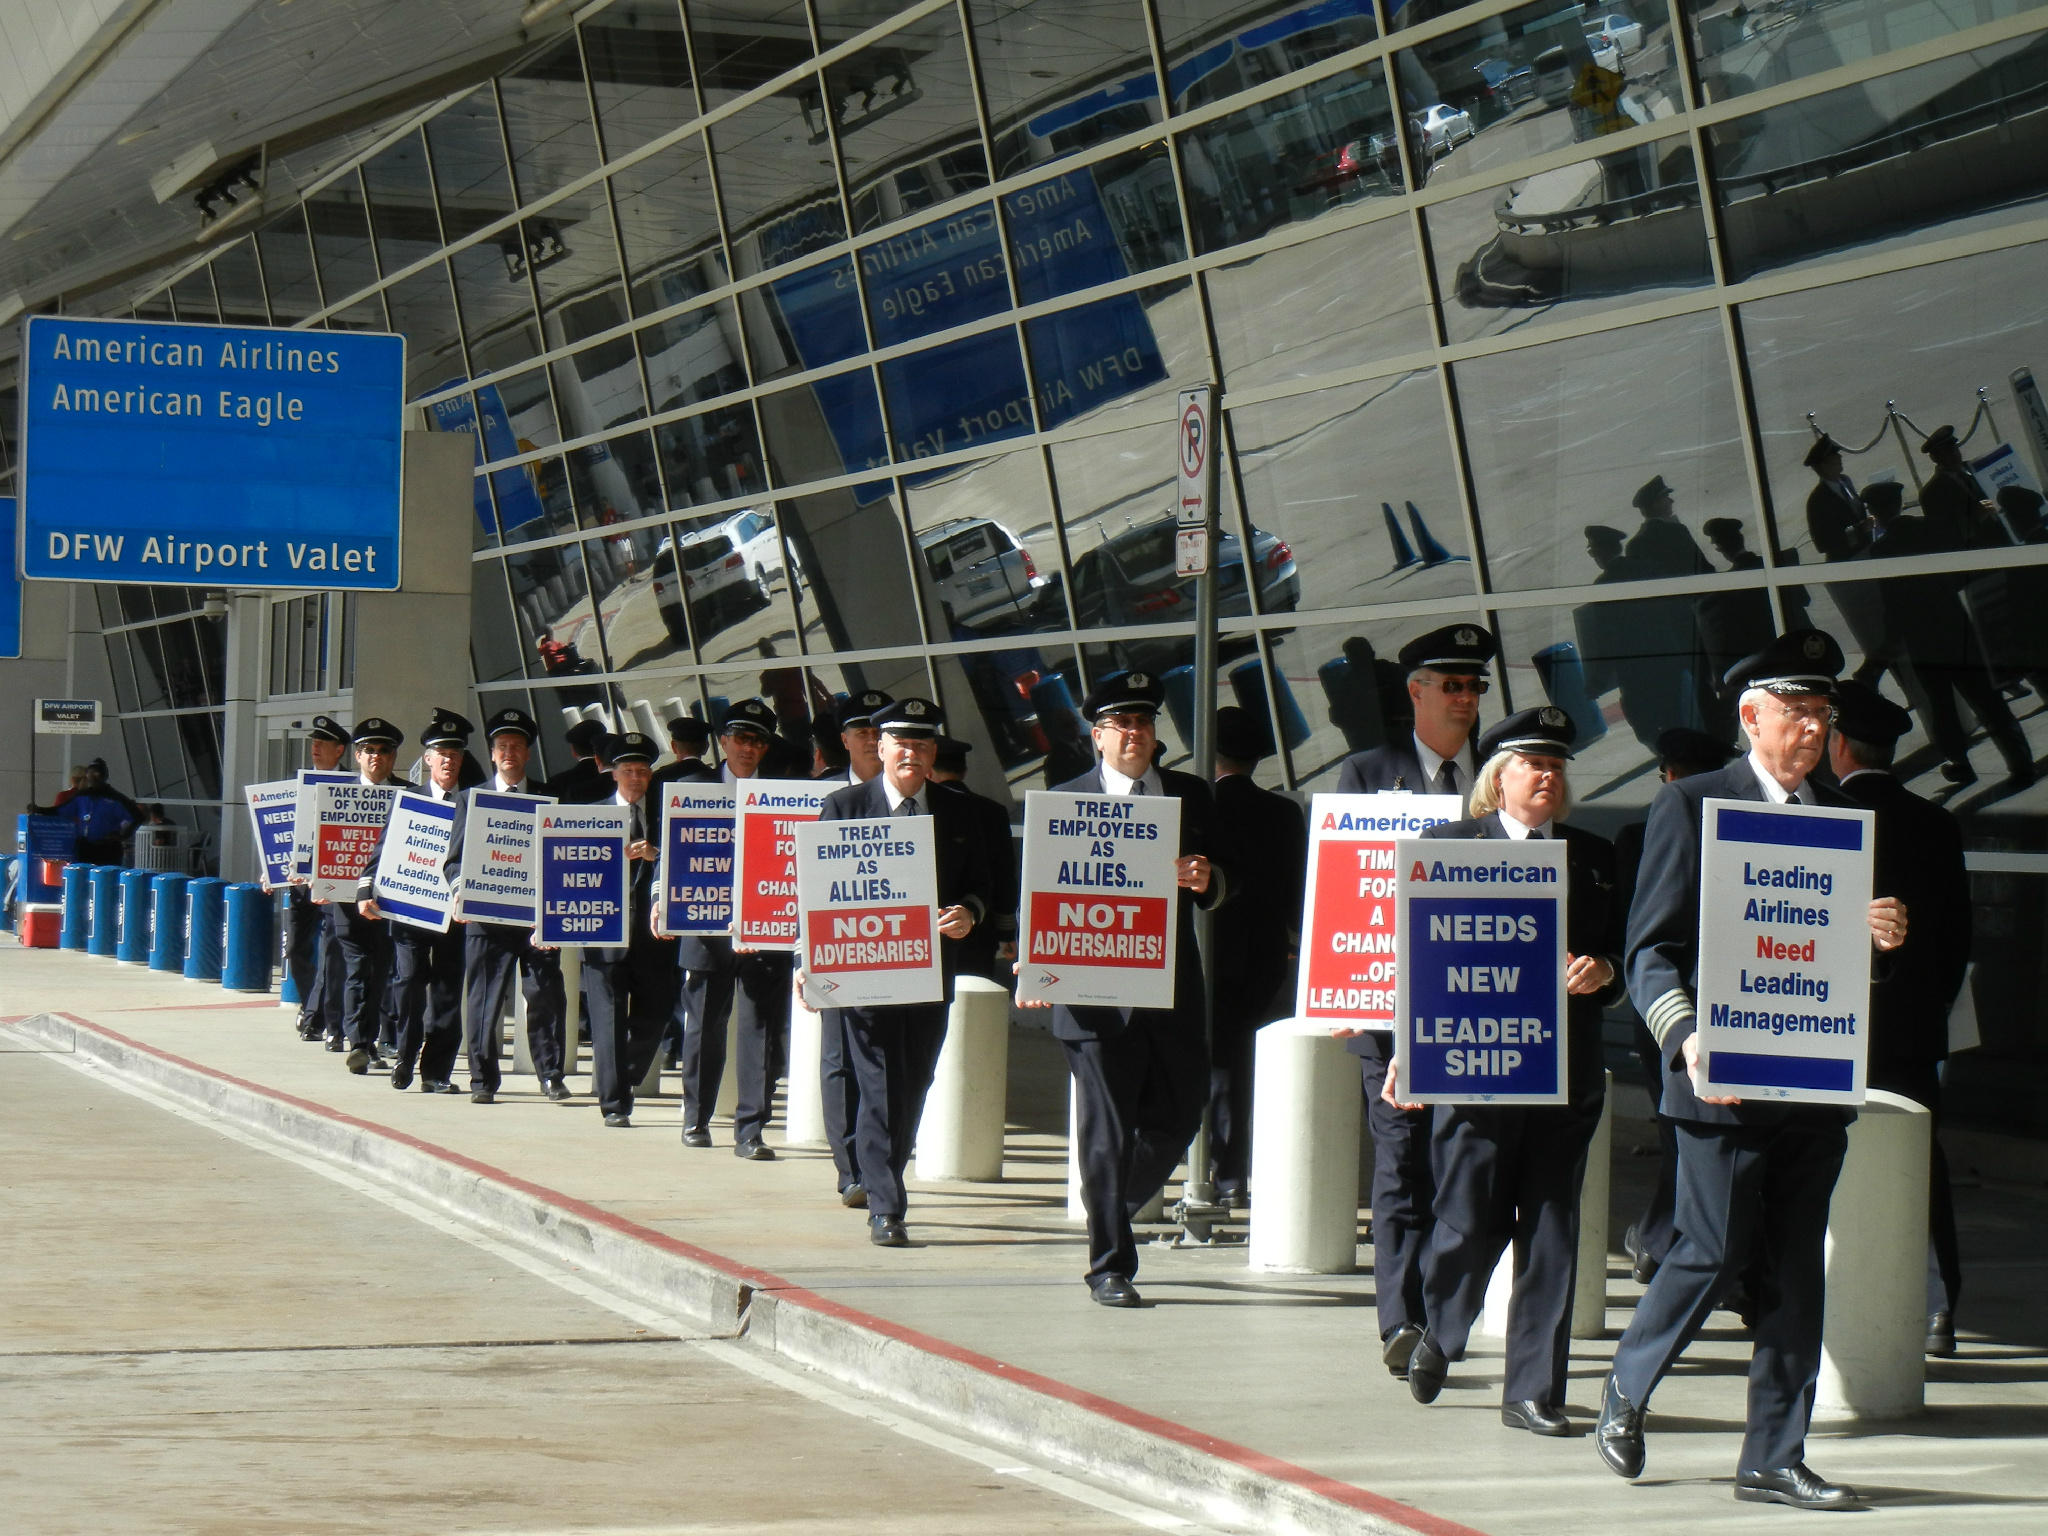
top-left (8, 0), bottom-right (2048, 1130)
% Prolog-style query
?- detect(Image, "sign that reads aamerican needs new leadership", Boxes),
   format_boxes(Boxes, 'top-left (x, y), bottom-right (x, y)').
top-left (537, 804), bottom-right (630, 947)
top-left (1016, 790), bottom-right (1180, 1009)
top-left (657, 782), bottom-right (736, 938)
top-left (1696, 798), bottom-right (1875, 1105)
top-left (18, 317), bottom-right (405, 589)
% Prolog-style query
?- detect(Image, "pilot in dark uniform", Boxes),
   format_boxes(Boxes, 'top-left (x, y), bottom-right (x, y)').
top-left (651, 716), bottom-right (714, 788)
top-left (362, 710), bottom-right (470, 1093)
top-left (1598, 630), bottom-right (1909, 1511)
top-left (676, 699), bottom-right (792, 1158)
top-left (817, 697), bottom-right (993, 1246)
top-left (1031, 671), bottom-right (1227, 1307)
top-left (1334, 621), bottom-right (1496, 1375)
top-left (1826, 682), bottom-right (1969, 1358)
top-left (1401, 708), bottom-right (1624, 1436)
top-left (579, 732), bottom-right (677, 1127)
top-left (333, 718), bottom-right (410, 1076)
top-left (551, 718), bottom-right (611, 804)
top-left (289, 714), bottom-right (351, 1046)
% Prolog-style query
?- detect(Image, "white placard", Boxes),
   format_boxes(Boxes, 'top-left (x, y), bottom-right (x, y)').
top-left (1696, 797), bottom-right (1875, 1106)
top-left (309, 781), bottom-right (397, 902)
top-left (656, 780), bottom-right (736, 937)
top-left (732, 778), bottom-right (834, 950)
top-left (796, 816), bottom-right (942, 1008)
top-left (293, 769), bottom-right (354, 878)
top-left (372, 791), bottom-right (458, 932)
top-left (1016, 790), bottom-right (1181, 1009)
top-left (244, 778), bottom-right (301, 889)
top-left (454, 790), bottom-right (555, 926)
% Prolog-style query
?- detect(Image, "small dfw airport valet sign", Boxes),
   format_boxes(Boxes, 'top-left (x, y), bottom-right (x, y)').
top-left (17, 316), bottom-right (405, 588)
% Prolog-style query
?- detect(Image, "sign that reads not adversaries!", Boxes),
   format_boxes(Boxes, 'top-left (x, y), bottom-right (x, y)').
top-left (1297, 793), bottom-right (1463, 1030)
top-left (657, 781), bottom-right (736, 937)
top-left (796, 817), bottom-right (942, 1009)
top-left (18, 316), bottom-right (405, 590)
top-left (455, 791), bottom-right (554, 926)
top-left (310, 781), bottom-right (397, 902)
top-left (372, 792), bottom-right (458, 932)
top-left (244, 779), bottom-right (301, 888)
top-left (1016, 791), bottom-right (1180, 1009)
top-left (732, 779), bottom-right (833, 949)
top-left (537, 804), bottom-right (631, 947)
top-left (1395, 836), bottom-right (1568, 1105)
top-left (293, 770), bottom-right (355, 878)
top-left (1696, 798), bottom-right (1875, 1105)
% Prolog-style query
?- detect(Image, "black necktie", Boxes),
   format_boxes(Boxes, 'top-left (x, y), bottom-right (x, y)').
top-left (629, 804), bottom-right (645, 842)
top-left (895, 794), bottom-right (923, 817)
top-left (1435, 761), bottom-right (1458, 798)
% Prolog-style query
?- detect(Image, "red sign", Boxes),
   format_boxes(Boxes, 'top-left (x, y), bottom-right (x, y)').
top-left (807, 905), bottom-right (933, 973)
top-left (316, 821), bottom-right (381, 883)
top-left (732, 778), bottom-right (831, 949)
top-left (1025, 892), bottom-right (1170, 968)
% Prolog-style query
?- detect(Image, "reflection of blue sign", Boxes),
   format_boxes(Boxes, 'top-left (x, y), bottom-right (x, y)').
top-left (1403, 894), bottom-right (1565, 1102)
top-left (427, 381), bottom-right (546, 535)
top-left (0, 499), bottom-right (19, 659)
top-left (25, 814), bottom-right (75, 862)
top-left (19, 316), bottom-right (405, 589)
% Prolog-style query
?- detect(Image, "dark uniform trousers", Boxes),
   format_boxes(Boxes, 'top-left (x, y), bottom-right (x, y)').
top-left (676, 939), bottom-right (788, 1143)
top-left (390, 922), bottom-right (466, 1084)
top-left (1355, 1031), bottom-right (1435, 1338)
top-left (333, 902), bottom-right (395, 1049)
top-left (286, 886), bottom-right (328, 1031)
top-left (584, 928), bottom-right (680, 1119)
top-left (461, 924), bottom-right (566, 1091)
top-left (1612, 1114), bottom-right (1847, 1471)
top-left (819, 1007), bottom-right (861, 1190)
top-left (844, 1001), bottom-right (949, 1220)
top-left (1629, 1024), bottom-right (1680, 1265)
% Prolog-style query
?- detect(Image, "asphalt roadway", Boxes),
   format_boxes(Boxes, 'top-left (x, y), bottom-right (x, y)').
top-left (8, 941), bottom-right (2048, 1534)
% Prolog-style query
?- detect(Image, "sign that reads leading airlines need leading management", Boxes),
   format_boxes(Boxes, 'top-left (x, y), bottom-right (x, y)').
top-left (17, 316), bottom-right (406, 589)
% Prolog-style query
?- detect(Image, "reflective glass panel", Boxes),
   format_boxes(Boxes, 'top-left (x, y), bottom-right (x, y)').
top-left (881, 323), bottom-right (1035, 460)
top-left (676, 505), bottom-right (804, 665)
top-left (968, 0), bottom-right (1159, 180)
top-left (255, 207), bottom-right (321, 322)
top-left (426, 87), bottom-right (518, 227)
top-left (712, 84), bottom-right (849, 276)
top-left (1002, 146), bottom-right (1188, 306)
top-left (1157, 0), bottom-right (1379, 115)
top-left (584, 2), bottom-right (698, 158)
top-left (171, 271), bottom-right (218, 323)
top-left (830, 12), bottom-right (989, 234)
top-left (742, 252), bottom-right (864, 375)
top-left (760, 367), bottom-right (889, 483)
top-left (687, 0), bottom-right (816, 111)
top-left (862, 204), bottom-right (1011, 348)
top-left (1685, 0), bottom-right (2048, 104)
top-left (612, 132), bottom-right (723, 314)
top-left (655, 399), bottom-right (770, 507)
top-left (307, 173), bottom-right (380, 308)
top-left (361, 130), bottom-right (440, 278)
top-left (209, 241), bottom-right (267, 324)
top-left (385, 265), bottom-right (467, 399)
top-left (450, 241), bottom-right (543, 371)
top-left (471, 564), bottom-right (529, 684)
top-left (900, 449), bottom-right (1063, 642)
top-left (500, 36), bottom-right (604, 205)
top-left (1023, 279), bottom-right (1204, 435)
top-left (776, 481), bottom-right (923, 656)
top-left (506, 540), bottom-right (606, 687)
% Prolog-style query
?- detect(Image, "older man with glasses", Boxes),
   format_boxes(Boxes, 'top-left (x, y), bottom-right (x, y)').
top-left (325, 718), bottom-right (410, 1077)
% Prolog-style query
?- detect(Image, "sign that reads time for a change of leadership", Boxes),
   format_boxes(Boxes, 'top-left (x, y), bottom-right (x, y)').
top-left (1017, 791), bottom-right (1180, 1009)
top-left (1395, 836), bottom-right (1568, 1105)
top-left (796, 817), bottom-right (941, 1008)
top-left (17, 316), bottom-right (405, 589)
top-left (732, 780), bottom-right (833, 949)
top-left (1696, 798), bottom-right (1875, 1105)
top-left (1297, 793), bottom-right (1462, 1031)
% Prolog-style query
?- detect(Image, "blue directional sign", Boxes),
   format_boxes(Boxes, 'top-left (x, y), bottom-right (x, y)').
top-left (0, 498), bottom-right (19, 657)
top-left (17, 315), bottom-right (406, 589)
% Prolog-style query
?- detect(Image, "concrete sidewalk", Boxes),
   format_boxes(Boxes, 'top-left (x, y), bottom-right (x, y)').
top-left (6, 939), bottom-right (2048, 1534)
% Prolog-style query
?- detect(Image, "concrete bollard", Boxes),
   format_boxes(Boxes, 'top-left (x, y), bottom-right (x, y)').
top-left (183, 878), bottom-right (228, 982)
top-left (222, 884), bottom-right (274, 992)
top-left (148, 873), bottom-right (190, 972)
top-left (88, 866), bottom-right (122, 956)
top-left (1477, 1072), bottom-right (1613, 1340)
top-left (784, 976), bottom-right (827, 1146)
top-left (1246, 1020), bottom-right (1364, 1273)
top-left (916, 976), bottom-right (1009, 1182)
top-left (1818, 1089), bottom-right (1931, 1420)
top-left (1068, 1077), bottom-right (1166, 1223)
top-left (117, 869), bottom-right (153, 964)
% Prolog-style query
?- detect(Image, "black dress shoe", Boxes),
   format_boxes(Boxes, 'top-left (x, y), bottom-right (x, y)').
top-left (680, 1128), bottom-right (711, 1148)
top-left (389, 1067), bottom-right (414, 1091)
top-left (869, 1214), bottom-right (909, 1247)
top-left (840, 1183), bottom-right (868, 1209)
top-left (324, 1035), bottom-right (346, 1052)
top-left (1941, 759), bottom-right (1978, 786)
top-left (421, 1078), bottom-right (462, 1094)
top-left (1088, 1273), bottom-right (1141, 1307)
top-left (1595, 1374), bottom-right (1646, 1479)
top-left (344, 1045), bottom-right (372, 1075)
top-left (1407, 1334), bottom-right (1449, 1404)
top-left (1926, 1309), bottom-right (1957, 1357)
top-left (1735, 1463), bottom-right (1861, 1510)
top-left (603, 1111), bottom-right (631, 1128)
top-left (470, 1088), bottom-right (495, 1105)
top-left (296, 1021), bottom-right (324, 1041)
top-left (541, 1077), bottom-right (571, 1101)
top-left (1622, 1223), bottom-right (1660, 1285)
top-left (1381, 1323), bottom-right (1424, 1379)
top-left (734, 1140), bottom-right (776, 1161)
top-left (1502, 1399), bottom-right (1573, 1436)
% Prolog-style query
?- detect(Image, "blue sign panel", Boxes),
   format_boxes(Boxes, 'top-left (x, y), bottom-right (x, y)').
top-left (0, 498), bottom-right (19, 658)
top-left (425, 380), bottom-right (547, 537)
top-left (537, 805), bottom-right (629, 947)
top-left (17, 316), bottom-right (406, 589)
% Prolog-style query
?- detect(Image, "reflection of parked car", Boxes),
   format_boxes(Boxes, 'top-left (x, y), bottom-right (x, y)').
top-left (652, 507), bottom-right (785, 644)
top-left (1060, 517), bottom-right (1299, 670)
top-left (1534, 46), bottom-right (1575, 107)
top-left (1472, 58), bottom-right (1535, 115)
top-left (1418, 103), bottom-right (1476, 155)
top-left (1583, 12), bottom-right (1644, 54)
top-left (916, 517), bottom-right (1047, 633)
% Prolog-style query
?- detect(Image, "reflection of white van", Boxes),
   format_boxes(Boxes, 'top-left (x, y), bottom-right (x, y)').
top-left (1535, 46), bottom-right (1573, 107)
top-left (917, 518), bottom-right (1047, 632)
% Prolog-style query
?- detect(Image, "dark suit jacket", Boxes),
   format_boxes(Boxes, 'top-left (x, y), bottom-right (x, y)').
top-left (550, 757), bottom-right (610, 804)
top-left (817, 774), bottom-right (994, 998)
top-left (1421, 814), bottom-right (1623, 1105)
top-left (1625, 756), bottom-right (1865, 1126)
top-left (1806, 478), bottom-right (1869, 562)
top-left (1211, 773), bottom-right (1307, 993)
top-left (651, 757), bottom-right (711, 788)
top-left (1838, 770), bottom-right (1968, 1087)
top-left (1044, 764), bottom-right (1227, 1042)
top-left (1335, 737), bottom-right (1426, 795)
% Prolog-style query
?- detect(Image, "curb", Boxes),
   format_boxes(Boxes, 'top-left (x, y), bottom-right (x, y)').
top-left (10, 1009), bottom-right (1484, 1536)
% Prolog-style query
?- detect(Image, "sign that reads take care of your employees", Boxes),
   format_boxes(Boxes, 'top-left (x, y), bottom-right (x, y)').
top-left (1016, 790), bottom-right (1180, 1010)
top-left (732, 779), bottom-right (833, 949)
top-left (1395, 836), bottom-right (1568, 1106)
top-left (17, 316), bottom-right (406, 589)
top-left (796, 816), bottom-right (942, 1009)
top-left (537, 804), bottom-right (630, 947)
top-left (657, 781), bottom-right (735, 938)
top-left (1696, 798), bottom-right (1875, 1105)
top-left (309, 781), bottom-right (397, 902)
top-left (1297, 792), bottom-right (1463, 1030)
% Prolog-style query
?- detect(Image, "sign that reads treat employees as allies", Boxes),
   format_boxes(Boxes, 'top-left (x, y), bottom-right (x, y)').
top-left (1016, 790), bottom-right (1180, 1009)
top-left (731, 779), bottom-right (833, 949)
top-left (796, 816), bottom-right (942, 1008)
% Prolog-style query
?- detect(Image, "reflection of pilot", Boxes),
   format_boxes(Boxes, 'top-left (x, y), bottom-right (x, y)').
top-left (1589, 480), bottom-right (1710, 749)
top-left (1918, 425), bottom-right (2005, 552)
top-left (1697, 516), bottom-right (1807, 682)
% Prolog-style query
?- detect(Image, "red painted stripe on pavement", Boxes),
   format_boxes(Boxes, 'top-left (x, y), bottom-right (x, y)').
top-left (110, 1000), bottom-right (283, 1012)
top-left (43, 1009), bottom-right (1487, 1536)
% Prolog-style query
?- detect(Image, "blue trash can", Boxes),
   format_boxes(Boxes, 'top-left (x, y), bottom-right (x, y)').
top-left (88, 866), bottom-right (122, 957)
top-left (149, 874), bottom-right (191, 972)
top-left (1160, 665), bottom-right (1197, 744)
top-left (61, 863), bottom-right (93, 951)
top-left (1, 853), bottom-right (17, 932)
top-left (1533, 641), bottom-right (1608, 746)
top-left (222, 884), bottom-right (275, 993)
top-left (118, 869), bottom-right (154, 963)
top-left (184, 877), bottom-right (229, 982)
top-left (1229, 658), bottom-right (1311, 752)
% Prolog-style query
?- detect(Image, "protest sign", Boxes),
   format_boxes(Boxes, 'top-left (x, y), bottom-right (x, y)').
top-left (371, 791), bottom-right (458, 932)
top-left (536, 803), bottom-right (631, 947)
top-left (657, 780), bottom-right (736, 937)
top-left (1696, 798), bottom-right (1875, 1105)
top-left (453, 790), bottom-right (553, 926)
top-left (1395, 835), bottom-right (1568, 1105)
top-left (293, 769), bottom-right (354, 878)
top-left (796, 816), bottom-right (941, 1008)
top-left (244, 779), bottom-right (301, 888)
top-left (1016, 790), bottom-right (1180, 1009)
top-left (310, 781), bottom-right (397, 901)
top-left (732, 779), bottom-right (832, 949)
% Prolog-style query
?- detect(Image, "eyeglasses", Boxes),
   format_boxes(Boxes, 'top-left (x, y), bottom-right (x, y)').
top-left (1766, 700), bottom-right (1835, 726)
top-left (1421, 677), bottom-right (1490, 697)
top-left (358, 744), bottom-right (395, 756)
top-left (1095, 713), bottom-right (1157, 733)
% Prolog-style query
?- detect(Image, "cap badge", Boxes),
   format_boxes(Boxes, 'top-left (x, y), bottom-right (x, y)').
top-left (905, 700), bottom-right (926, 716)
top-left (1129, 672), bottom-right (1150, 689)
top-left (1456, 627), bottom-right (1479, 645)
top-left (1803, 635), bottom-right (1825, 659)
top-left (1540, 707), bottom-right (1566, 727)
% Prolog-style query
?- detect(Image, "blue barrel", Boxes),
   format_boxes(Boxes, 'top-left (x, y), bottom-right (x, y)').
top-left (278, 891), bottom-right (302, 1004)
top-left (118, 869), bottom-right (154, 963)
top-left (184, 877), bottom-right (228, 982)
top-left (88, 866), bottom-right (122, 956)
top-left (222, 884), bottom-right (275, 993)
top-left (149, 873), bottom-right (191, 972)
top-left (1160, 664), bottom-right (1197, 744)
top-left (1, 853), bottom-right (16, 932)
top-left (1533, 641), bottom-right (1608, 747)
top-left (61, 863), bottom-right (93, 950)
top-left (1229, 658), bottom-right (1310, 752)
